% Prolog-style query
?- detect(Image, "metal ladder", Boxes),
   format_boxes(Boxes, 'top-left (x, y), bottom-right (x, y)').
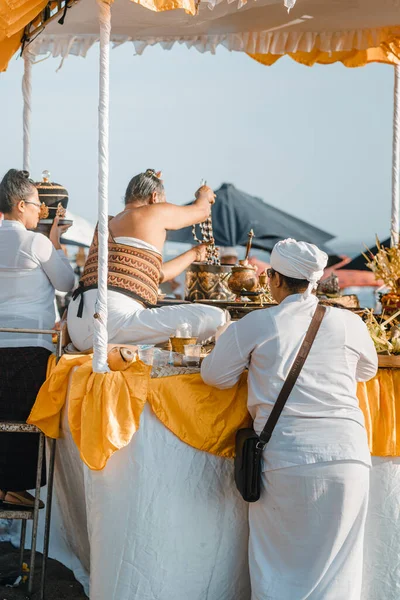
top-left (0, 327), bottom-right (62, 599)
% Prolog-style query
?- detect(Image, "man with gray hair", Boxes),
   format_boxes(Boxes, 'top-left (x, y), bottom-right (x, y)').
top-left (202, 238), bottom-right (377, 600)
top-left (68, 169), bottom-right (228, 350)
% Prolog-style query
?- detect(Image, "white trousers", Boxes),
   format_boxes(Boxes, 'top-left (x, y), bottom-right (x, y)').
top-left (67, 289), bottom-right (228, 351)
top-left (249, 460), bottom-right (370, 600)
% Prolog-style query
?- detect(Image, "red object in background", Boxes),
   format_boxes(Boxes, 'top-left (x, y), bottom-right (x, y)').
top-left (248, 255), bottom-right (382, 288)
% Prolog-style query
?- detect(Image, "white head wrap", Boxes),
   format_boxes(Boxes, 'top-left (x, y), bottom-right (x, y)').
top-left (270, 238), bottom-right (328, 299)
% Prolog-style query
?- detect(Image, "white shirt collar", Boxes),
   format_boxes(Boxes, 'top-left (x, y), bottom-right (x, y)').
top-left (0, 220), bottom-right (26, 230)
top-left (279, 293), bottom-right (319, 307)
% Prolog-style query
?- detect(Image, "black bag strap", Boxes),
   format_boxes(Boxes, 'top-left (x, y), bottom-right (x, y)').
top-left (258, 303), bottom-right (326, 448)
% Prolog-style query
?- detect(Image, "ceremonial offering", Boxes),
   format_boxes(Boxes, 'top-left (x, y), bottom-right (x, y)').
top-left (227, 230), bottom-right (259, 298)
top-left (170, 336), bottom-right (198, 354)
top-left (316, 272), bottom-right (360, 308)
top-left (228, 263), bottom-right (259, 295)
top-left (34, 170), bottom-right (72, 237)
top-left (319, 295), bottom-right (360, 309)
top-left (185, 263), bottom-right (235, 301)
top-left (364, 309), bottom-right (400, 367)
top-left (107, 345), bottom-right (138, 371)
top-left (317, 273), bottom-right (341, 297)
top-left (195, 299), bottom-right (273, 320)
top-left (363, 238), bottom-right (400, 315)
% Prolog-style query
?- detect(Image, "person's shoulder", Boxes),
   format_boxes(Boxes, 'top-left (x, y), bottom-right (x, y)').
top-left (29, 231), bottom-right (53, 257)
top-left (30, 231), bottom-right (52, 246)
top-left (328, 307), bottom-right (367, 330)
top-left (236, 305), bottom-right (275, 329)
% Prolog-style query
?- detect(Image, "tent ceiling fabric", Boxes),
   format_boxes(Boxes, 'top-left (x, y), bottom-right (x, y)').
top-left (249, 39), bottom-right (400, 68)
top-left (1, 0), bottom-right (400, 70)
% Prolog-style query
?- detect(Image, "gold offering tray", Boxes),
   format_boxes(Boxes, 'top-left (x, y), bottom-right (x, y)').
top-left (378, 355), bottom-right (400, 369)
top-left (195, 299), bottom-right (275, 320)
top-left (34, 219), bottom-right (73, 238)
top-left (318, 294), bottom-right (359, 309)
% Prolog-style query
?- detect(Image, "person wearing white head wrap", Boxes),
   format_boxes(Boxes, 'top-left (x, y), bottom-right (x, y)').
top-left (202, 237), bottom-right (377, 600)
top-left (270, 238), bottom-right (328, 299)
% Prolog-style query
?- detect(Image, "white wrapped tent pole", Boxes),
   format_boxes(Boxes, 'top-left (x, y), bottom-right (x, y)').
top-left (22, 49), bottom-right (33, 173)
top-left (391, 65), bottom-right (400, 247)
top-left (93, 0), bottom-right (111, 373)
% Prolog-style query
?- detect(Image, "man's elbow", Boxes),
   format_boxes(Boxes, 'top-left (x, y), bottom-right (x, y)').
top-left (357, 363), bottom-right (378, 382)
top-left (58, 275), bottom-right (75, 293)
top-left (201, 370), bottom-right (235, 389)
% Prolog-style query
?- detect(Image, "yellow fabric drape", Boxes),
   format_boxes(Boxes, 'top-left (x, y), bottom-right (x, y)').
top-left (249, 40), bottom-right (400, 69)
top-left (29, 354), bottom-right (151, 470)
top-left (0, 0), bottom-right (48, 72)
top-left (28, 354), bottom-right (400, 471)
top-left (358, 368), bottom-right (400, 456)
top-left (28, 354), bottom-right (251, 469)
top-left (148, 372), bottom-right (251, 457)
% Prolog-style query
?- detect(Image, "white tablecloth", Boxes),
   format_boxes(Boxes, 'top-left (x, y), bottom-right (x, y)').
top-left (9, 392), bottom-right (250, 599)
top-left (4, 393), bottom-right (400, 599)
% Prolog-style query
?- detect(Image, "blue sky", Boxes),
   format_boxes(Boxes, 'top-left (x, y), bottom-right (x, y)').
top-left (0, 43), bottom-right (395, 252)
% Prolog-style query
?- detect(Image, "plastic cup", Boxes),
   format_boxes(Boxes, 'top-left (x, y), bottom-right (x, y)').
top-left (138, 347), bottom-right (154, 366)
top-left (183, 344), bottom-right (202, 367)
top-left (153, 349), bottom-right (169, 367)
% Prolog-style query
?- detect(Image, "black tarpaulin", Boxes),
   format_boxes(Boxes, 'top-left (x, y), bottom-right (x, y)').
top-left (167, 183), bottom-right (335, 253)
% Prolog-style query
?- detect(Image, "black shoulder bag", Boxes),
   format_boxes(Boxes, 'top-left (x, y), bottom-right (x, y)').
top-left (234, 304), bottom-right (326, 502)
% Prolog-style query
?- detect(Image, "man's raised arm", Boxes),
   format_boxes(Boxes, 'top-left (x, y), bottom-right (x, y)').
top-left (154, 185), bottom-right (215, 231)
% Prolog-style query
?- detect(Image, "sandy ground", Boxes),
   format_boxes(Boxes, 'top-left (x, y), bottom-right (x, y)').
top-left (0, 542), bottom-right (86, 599)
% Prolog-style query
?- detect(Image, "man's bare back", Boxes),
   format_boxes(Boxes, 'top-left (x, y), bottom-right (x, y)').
top-left (109, 186), bottom-right (214, 254)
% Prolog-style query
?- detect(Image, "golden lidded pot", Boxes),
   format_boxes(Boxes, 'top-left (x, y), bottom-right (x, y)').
top-left (33, 170), bottom-right (72, 237)
top-left (227, 260), bottom-right (259, 295)
top-left (185, 262), bottom-right (235, 302)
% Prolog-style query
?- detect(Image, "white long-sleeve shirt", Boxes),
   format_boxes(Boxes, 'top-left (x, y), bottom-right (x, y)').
top-left (201, 294), bottom-right (378, 470)
top-left (0, 220), bottom-right (75, 351)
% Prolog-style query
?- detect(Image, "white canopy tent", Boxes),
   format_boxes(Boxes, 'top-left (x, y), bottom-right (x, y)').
top-left (23, 0), bottom-right (400, 60)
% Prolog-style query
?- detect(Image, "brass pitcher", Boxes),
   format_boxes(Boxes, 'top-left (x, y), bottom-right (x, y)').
top-left (227, 260), bottom-right (259, 295)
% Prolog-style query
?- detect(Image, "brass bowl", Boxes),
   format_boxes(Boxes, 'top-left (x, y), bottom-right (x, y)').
top-left (227, 265), bottom-right (259, 294)
top-left (170, 336), bottom-right (198, 353)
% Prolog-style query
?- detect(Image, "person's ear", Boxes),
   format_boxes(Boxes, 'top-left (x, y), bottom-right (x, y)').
top-left (149, 191), bottom-right (158, 205)
top-left (16, 200), bottom-right (25, 213)
top-left (275, 272), bottom-right (284, 288)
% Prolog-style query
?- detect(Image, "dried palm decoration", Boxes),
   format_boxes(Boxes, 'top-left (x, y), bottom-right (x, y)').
top-left (363, 238), bottom-right (400, 293)
top-left (364, 309), bottom-right (400, 355)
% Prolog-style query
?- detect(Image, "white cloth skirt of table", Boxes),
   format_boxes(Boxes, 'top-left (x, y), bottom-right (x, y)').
top-left (4, 396), bottom-right (400, 600)
top-left (13, 378), bottom-right (251, 600)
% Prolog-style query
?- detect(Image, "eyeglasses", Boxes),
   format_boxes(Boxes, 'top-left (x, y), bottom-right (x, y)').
top-left (267, 268), bottom-right (275, 278)
top-left (24, 201), bottom-right (41, 210)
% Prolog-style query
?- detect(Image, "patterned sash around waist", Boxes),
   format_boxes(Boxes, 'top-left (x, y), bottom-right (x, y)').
top-left (73, 223), bottom-right (162, 317)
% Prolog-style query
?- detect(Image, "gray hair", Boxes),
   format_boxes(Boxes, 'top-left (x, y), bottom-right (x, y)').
top-left (124, 169), bottom-right (164, 205)
top-left (0, 169), bottom-right (36, 214)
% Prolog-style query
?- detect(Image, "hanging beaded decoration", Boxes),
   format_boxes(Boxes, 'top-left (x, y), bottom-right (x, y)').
top-left (192, 181), bottom-right (220, 265)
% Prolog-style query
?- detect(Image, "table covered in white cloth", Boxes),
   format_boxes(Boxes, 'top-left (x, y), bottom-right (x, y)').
top-left (5, 376), bottom-right (400, 600)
